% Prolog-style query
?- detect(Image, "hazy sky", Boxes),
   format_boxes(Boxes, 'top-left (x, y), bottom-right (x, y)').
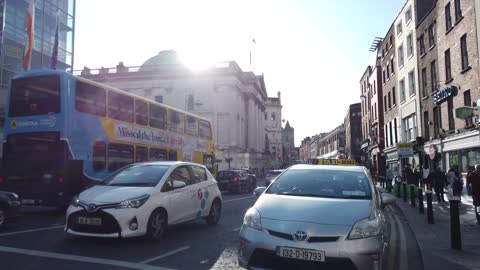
top-left (74, 0), bottom-right (406, 146)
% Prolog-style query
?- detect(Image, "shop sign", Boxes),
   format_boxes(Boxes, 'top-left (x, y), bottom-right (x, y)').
top-left (455, 107), bottom-right (475, 119)
top-left (433, 85), bottom-right (457, 105)
top-left (386, 151), bottom-right (399, 161)
top-left (397, 143), bottom-right (413, 157)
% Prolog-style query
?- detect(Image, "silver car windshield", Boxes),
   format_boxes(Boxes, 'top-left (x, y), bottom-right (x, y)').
top-left (266, 169), bottom-right (372, 199)
top-left (101, 165), bottom-right (169, 187)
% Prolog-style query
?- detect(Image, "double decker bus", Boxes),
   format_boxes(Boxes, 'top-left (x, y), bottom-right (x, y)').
top-left (0, 69), bottom-right (215, 207)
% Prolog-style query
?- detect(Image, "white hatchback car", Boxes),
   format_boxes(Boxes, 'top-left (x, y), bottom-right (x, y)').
top-left (65, 161), bottom-right (222, 239)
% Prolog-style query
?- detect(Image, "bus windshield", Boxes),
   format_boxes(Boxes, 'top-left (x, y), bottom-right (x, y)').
top-left (9, 75), bottom-right (61, 117)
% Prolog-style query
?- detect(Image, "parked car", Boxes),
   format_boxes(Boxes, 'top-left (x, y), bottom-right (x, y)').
top-left (0, 191), bottom-right (21, 230)
top-left (217, 170), bottom-right (255, 193)
top-left (239, 163), bottom-right (396, 270)
top-left (65, 161), bottom-right (222, 239)
top-left (265, 169), bottom-right (285, 186)
top-left (240, 169), bottom-right (257, 188)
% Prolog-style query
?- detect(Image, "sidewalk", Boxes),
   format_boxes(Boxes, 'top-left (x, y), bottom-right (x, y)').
top-left (393, 188), bottom-right (480, 270)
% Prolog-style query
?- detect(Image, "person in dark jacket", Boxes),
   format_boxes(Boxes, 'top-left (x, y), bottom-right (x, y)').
top-left (433, 167), bottom-right (448, 202)
top-left (467, 164), bottom-right (480, 224)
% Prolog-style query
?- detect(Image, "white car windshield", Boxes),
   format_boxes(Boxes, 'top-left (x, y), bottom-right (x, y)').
top-left (101, 165), bottom-right (169, 187)
top-left (266, 170), bottom-right (372, 199)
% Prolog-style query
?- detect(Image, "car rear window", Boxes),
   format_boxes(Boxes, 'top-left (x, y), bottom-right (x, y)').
top-left (217, 171), bottom-right (234, 179)
top-left (266, 169), bottom-right (372, 199)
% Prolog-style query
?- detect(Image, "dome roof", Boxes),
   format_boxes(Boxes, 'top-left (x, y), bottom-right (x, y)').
top-left (139, 50), bottom-right (182, 72)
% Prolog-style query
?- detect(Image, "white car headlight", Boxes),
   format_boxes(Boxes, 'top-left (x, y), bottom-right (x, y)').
top-left (244, 207), bottom-right (262, 230)
top-left (70, 195), bottom-right (80, 207)
top-left (116, 194), bottom-right (150, 209)
top-left (348, 216), bottom-right (381, 240)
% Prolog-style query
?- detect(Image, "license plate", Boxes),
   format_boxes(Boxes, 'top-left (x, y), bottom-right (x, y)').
top-left (77, 217), bottom-right (102, 226)
top-left (21, 199), bottom-right (35, 205)
top-left (277, 247), bottom-right (325, 262)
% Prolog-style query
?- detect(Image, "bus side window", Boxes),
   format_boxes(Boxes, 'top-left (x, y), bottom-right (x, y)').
top-left (135, 99), bottom-right (148, 126)
top-left (185, 116), bottom-right (198, 136)
top-left (108, 91), bottom-right (134, 123)
top-left (149, 104), bottom-right (167, 129)
top-left (168, 109), bottom-right (185, 134)
top-left (198, 120), bottom-right (212, 139)
top-left (149, 148), bottom-right (167, 161)
top-left (76, 81), bottom-right (106, 116)
top-left (135, 146), bottom-right (148, 162)
top-left (107, 143), bottom-right (134, 172)
top-left (92, 141), bottom-right (106, 171)
top-left (168, 150), bottom-right (177, 161)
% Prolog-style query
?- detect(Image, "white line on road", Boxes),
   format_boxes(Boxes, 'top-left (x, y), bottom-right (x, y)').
top-left (140, 246), bottom-right (191, 264)
top-left (223, 195), bottom-right (255, 203)
top-left (0, 245), bottom-right (175, 270)
top-left (0, 225), bottom-right (64, 237)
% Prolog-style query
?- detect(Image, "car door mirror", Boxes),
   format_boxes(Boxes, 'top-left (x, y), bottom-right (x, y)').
top-left (172, 180), bottom-right (187, 190)
top-left (381, 193), bottom-right (396, 206)
top-left (254, 187), bottom-right (266, 197)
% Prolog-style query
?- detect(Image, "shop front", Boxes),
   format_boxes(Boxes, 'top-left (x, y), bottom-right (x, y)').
top-left (385, 147), bottom-right (400, 177)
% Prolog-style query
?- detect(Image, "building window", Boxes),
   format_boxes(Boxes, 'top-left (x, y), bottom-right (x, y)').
top-left (400, 79), bottom-right (406, 103)
top-left (383, 70), bottom-right (386, 84)
top-left (408, 70), bottom-right (415, 96)
top-left (389, 35), bottom-right (393, 47)
top-left (430, 60), bottom-right (437, 92)
top-left (448, 97), bottom-right (455, 131)
top-left (419, 34), bottom-right (426, 55)
top-left (271, 112), bottom-right (276, 121)
top-left (264, 112), bottom-right (267, 120)
top-left (386, 63), bottom-right (390, 78)
top-left (390, 58), bottom-right (395, 74)
top-left (388, 92), bottom-right (392, 109)
top-left (407, 33), bottom-right (414, 57)
top-left (382, 48), bottom-right (385, 58)
top-left (398, 45), bottom-right (405, 67)
top-left (460, 34), bottom-right (469, 70)
top-left (384, 96), bottom-right (387, 113)
top-left (423, 111), bottom-right (430, 140)
top-left (389, 121), bottom-right (393, 146)
top-left (403, 114), bottom-right (416, 142)
top-left (154, 95), bottom-right (163, 103)
top-left (392, 87), bottom-right (396, 105)
top-left (464, 90), bottom-right (472, 126)
top-left (405, 7), bottom-right (412, 24)
top-left (433, 106), bottom-right (442, 137)
top-left (428, 23), bottom-right (435, 47)
top-left (396, 21), bottom-right (403, 36)
top-left (421, 67), bottom-right (428, 98)
top-left (394, 118), bottom-right (398, 143)
top-left (445, 3), bottom-right (452, 31)
top-left (445, 49), bottom-right (452, 81)
top-left (455, 0), bottom-right (462, 21)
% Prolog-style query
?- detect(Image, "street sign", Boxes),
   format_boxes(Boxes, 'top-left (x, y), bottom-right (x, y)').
top-left (455, 107), bottom-right (475, 119)
top-left (397, 143), bottom-right (413, 157)
top-left (429, 144), bottom-right (435, 160)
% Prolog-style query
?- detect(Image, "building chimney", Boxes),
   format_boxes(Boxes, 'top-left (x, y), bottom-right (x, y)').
top-left (117, 62), bottom-right (127, 73)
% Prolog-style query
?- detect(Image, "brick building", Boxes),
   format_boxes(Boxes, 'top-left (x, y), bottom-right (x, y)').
top-left (360, 66), bottom-right (373, 166)
top-left (344, 103), bottom-right (362, 163)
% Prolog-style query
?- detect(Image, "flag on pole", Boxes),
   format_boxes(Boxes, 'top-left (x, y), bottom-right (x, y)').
top-left (22, 0), bottom-right (35, 71)
top-left (50, 10), bottom-right (60, 69)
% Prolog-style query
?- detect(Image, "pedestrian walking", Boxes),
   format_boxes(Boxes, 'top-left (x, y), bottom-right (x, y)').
top-left (386, 167), bottom-right (393, 192)
top-left (447, 167), bottom-right (464, 200)
top-left (432, 167), bottom-right (448, 202)
top-left (422, 165), bottom-right (430, 190)
top-left (405, 164), bottom-right (415, 185)
top-left (466, 164), bottom-right (480, 225)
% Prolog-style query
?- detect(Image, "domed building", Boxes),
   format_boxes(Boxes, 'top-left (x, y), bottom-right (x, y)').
top-left (78, 50), bottom-right (275, 172)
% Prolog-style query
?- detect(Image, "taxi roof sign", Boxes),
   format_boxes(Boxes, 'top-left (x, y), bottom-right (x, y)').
top-left (313, 159), bottom-right (356, 166)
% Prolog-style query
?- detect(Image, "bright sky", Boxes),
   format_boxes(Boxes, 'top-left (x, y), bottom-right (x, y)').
top-left (74, 0), bottom-right (406, 147)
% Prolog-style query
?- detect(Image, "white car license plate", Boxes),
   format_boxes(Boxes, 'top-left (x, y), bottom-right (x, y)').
top-left (77, 217), bottom-right (102, 226)
top-left (21, 199), bottom-right (35, 205)
top-left (278, 247), bottom-right (325, 262)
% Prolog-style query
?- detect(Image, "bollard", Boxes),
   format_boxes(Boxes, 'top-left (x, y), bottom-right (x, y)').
top-left (403, 182), bottom-right (408, 202)
top-left (418, 187), bottom-right (424, 214)
top-left (450, 199), bottom-right (462, 250)
top-left (426, 190), bottom-right (434, 224)
top-left (410, 185), bottom-right (416, 207)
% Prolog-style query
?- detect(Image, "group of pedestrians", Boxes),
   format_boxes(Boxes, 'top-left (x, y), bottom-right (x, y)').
top-left (385, 163), bottom-right (480, 225)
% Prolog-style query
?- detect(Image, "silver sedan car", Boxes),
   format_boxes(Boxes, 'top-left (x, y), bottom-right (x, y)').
top-left (238, 164), bottom-right (395, 270)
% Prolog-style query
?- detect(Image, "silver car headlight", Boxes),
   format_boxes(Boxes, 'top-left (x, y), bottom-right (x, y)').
top-left (116, 194), bottom-right (150, 209)
top-left (244, 207), bottom-right (262, 230)
top-left (70, 195), bottom-right (80, 207)
top-left (347, 216), bottom-right (381, 240)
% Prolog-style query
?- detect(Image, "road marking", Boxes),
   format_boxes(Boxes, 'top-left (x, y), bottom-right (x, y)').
top-left (0, 225), bottom-right (64, 237)
top-left (140, 246), bottom-right (191, 264)
top-left (0, 245), bottom-right (175, 270)
top-left (223, 195), bottom-right (255, 203)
